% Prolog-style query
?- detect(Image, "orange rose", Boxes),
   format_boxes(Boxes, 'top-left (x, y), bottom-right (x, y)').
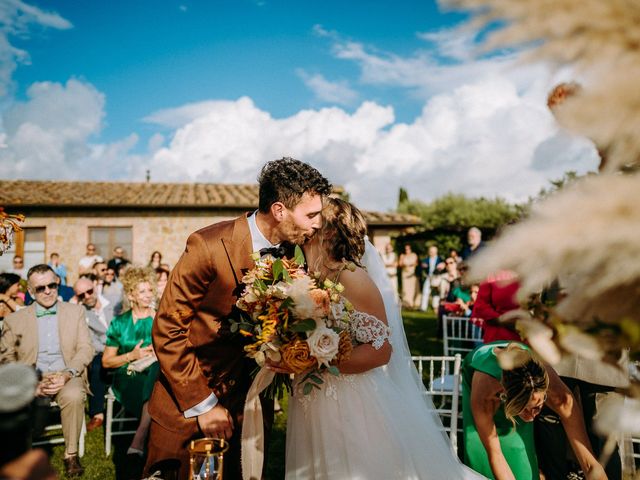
top-left (281, 339), bottom-right (317, 374)
top-left (308, 288), bottom-right (330, 317)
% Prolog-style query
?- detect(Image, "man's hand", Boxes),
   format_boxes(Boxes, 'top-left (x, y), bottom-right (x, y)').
top-left (197, 404), bottom-right (234, 439)
top-left (265, 358), bottom-right (295, 374)
top-left (39, 372), bottom-right (70, 396)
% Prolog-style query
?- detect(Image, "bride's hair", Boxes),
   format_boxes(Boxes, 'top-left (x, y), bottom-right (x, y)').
top-left (321, 197), bottom-right (367, 267)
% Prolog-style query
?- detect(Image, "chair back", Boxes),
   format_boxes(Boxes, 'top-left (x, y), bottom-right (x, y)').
top-left (411, 354), bottom-right (462, 453)
top-left (442, 315), bottom-right (483, 357)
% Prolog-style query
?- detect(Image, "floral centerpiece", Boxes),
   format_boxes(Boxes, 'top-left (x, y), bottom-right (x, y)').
top-left (230, 245), bottom-right (353, 396)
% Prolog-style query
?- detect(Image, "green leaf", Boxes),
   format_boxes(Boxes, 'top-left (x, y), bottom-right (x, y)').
top-left (309, 374), bottom-right (323, 385)
top-left (327, 366), bottom-right (340, 376)
top-left (272, 259), bottom-right (284, 281)
top-left (289, 319), bottom-right (316, 332)
top-left (282, 268), bottom-right (291, 282)
top-left (254, 278), bottom-right (267, 292)
top-left (303, 382), bottom-right (314, 395)
top-left (294, 245), bottom-right (306, 265)
top-left (230, 322), bottom-right (238, 333)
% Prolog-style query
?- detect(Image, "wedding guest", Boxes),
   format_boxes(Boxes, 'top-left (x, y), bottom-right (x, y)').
top-left (381, 243), bottom-right (399, 301)
top-left (471, 271), bottom-right (522, 344)
top-left (398, 244), bottom-right (419, 309)
top-left (148, 251), bottom-right (162, 270)
top-left (462, 227), bottom-right (484, 260)
top-left (102, 267), bottom-right (124, 316)
top-left (0, 264), bottom-right (93, 477)
top-left (8, 255), bottom-right (26, 279)
top-left (463, 341), bottom-right (607, 480)
top-left (438, 257), bottom-right (461, 302)
top-left (107, 246), bottom-right (130, 277)
top-left (78, 244), bottom-right (103, 276)
top-left (102, 267), bottom-right (158, 475)
top-left (0, 273), bottom-right (23, 327)
top-left (73, 276), bottom-right (114, 433)
top-left (419, 245), bottom-right (444, 312)
top-left (154, 266), bottom-right (170, 302)
top-left (48, 253), bottom-right (68, 286)
top-left (450, 248), bottom-right (462, 264)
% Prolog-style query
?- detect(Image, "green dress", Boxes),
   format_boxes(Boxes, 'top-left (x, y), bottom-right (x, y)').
top-left (462, 341), bottom-right (539, 480)
top-left (105, 310), bottom-right (159, 417)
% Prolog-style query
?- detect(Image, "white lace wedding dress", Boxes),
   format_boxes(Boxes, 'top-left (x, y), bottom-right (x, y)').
top-left (285, 241), bottom-right (486, 480)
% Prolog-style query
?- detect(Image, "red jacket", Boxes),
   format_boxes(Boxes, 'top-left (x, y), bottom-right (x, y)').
top-left (472, 272), bottom-right (521, 344)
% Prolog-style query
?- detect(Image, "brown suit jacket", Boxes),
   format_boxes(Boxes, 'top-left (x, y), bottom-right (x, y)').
top-left (0, 302), bottom-right (94, 375)
top-left (149, 214), bottom-right (263, 431)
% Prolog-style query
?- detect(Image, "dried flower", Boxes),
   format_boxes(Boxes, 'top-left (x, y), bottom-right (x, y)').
top-left (281, 339), bottom-right (317, 374)
top-left (332, 330), bottom-right (353, 365)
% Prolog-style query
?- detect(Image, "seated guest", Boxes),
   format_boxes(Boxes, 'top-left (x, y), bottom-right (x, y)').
top-left (102, 267), bottom-right (159, 463)
top-left (78, 243), bottom-right (103, 276)
top-left (107, 246), bottom-right (130, 277)
top-left (102, 267), bottom-right (124, 316)
top-left (471, 271), bottom-right (522, 344)
top-left (148, 251), bottom-right (163, 270)
top-left (23, 272), bottom-right (73, 305)
top-left (154, 266), bottom-right (170, 305)
top-left (0, 264), bottom-right (94, 477)
top-left (0, 273), bottom-right (24, 327)
top-left (48, 252), bottom-right (68, 286)
top-left (73, 276), bottom-right (114, 432)
top-left (462, 341), bottom-right (607, 480)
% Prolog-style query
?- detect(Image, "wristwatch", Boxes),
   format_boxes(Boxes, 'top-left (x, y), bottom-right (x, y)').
top-left (64, 368), bottom-right (80, 378)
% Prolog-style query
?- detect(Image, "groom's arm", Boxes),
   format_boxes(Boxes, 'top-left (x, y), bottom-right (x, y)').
top-left (153, 231), bottom-right (219, 415)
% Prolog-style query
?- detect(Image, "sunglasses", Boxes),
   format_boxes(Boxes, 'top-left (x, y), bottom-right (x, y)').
top-left (78, 288), bottom-right (94, 298)
top-left (34, 282), bottom-right (59, 294)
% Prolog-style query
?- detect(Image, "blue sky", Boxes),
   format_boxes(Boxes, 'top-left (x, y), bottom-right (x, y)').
top-left (0, 0), bottom-right (598, 210)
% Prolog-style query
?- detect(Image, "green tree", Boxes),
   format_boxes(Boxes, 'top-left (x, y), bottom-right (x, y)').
top-left (398, 193), bottom-right (519, 231)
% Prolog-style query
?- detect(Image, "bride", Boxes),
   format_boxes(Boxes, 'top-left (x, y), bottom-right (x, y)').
top-left (285, 197), bottom-right (485, 479)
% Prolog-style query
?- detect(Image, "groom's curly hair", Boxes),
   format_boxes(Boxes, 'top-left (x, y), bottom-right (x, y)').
top-left (258, 157), bottom-right (332, 213)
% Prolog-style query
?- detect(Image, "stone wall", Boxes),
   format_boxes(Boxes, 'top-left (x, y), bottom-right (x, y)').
top-left (21, 209), bottom-right (239, 283)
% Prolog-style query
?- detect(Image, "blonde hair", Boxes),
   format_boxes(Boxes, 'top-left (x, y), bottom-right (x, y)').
top-left (499, 343), bottom-right (549, 425)
top-left (320, 198), bottom-right (367, 267)
top-left (120, 266), bottom-right (156, 302)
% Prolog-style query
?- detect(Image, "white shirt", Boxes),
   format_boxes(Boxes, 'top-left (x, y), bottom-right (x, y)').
top-left (183, 211), bottom-right (272, 419)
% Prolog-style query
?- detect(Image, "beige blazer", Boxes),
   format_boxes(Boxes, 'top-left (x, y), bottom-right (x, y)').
top-left (0, 302), bottom-right (94, 375)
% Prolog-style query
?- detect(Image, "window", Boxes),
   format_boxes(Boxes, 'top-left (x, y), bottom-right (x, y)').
top-left (0, 227), bottom-right (46, 275)
top-left (89, 227), bottom-right (133, 261)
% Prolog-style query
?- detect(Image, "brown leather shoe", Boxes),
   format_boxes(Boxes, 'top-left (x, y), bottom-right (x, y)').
top-left (63, 455), bottom-right (84, 477)
top-left (86, 416), bottom-right (104, 432)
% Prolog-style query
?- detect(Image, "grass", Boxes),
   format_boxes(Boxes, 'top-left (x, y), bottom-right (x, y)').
top-left (43, 310), bottom-right (440, 479)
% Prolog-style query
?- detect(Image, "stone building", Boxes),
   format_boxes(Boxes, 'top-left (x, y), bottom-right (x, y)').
top-left (0, 180), bottom-right (419, 281)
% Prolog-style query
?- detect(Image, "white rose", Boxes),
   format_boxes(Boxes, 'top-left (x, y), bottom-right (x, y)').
top-left (306, 326), bottom-right (340, 368)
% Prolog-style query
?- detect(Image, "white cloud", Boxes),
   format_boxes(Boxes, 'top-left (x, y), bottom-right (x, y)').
top-left (0, 0), bottom-right (71, 97)
top-left (296, 69), bottom-right (358, 106)
top-left (0, 78), bottom-right (140, 180)
top-left (141, 76), bottom-right (598, 211)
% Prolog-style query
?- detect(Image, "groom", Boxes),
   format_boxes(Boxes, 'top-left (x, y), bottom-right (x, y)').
top-left (145, 158), bottom-right (332, 479)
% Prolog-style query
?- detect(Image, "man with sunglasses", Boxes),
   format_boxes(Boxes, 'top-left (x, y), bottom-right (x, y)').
top-left (73, 276), bottom-right (114, 433)
top-left (0, 264), bottom-right (94, 477)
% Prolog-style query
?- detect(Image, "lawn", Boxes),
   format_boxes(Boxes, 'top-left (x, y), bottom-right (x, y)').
top-left (45, 309), bottom-right (440, 479)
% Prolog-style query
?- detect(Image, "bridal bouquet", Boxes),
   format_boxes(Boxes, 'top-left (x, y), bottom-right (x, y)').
top-left (229, 246), bottom-right (353, 395)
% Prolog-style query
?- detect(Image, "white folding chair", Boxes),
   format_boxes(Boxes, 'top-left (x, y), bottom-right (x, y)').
top-left (442, 315), bottom-right (483, 357)
top-left (104, 387), bottom-right (139, 455)
top-left (631, 436), bottom-right (640, 470)
top-left (412, 354), bottom-right (462, 453)
top-left (32, 401), bottom-right (86, 457)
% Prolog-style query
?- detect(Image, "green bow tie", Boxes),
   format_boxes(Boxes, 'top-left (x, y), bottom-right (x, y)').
top-left (36, 308), bottom-right (57, 317)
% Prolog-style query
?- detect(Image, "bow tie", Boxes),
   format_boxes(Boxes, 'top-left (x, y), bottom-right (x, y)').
top-left (258, 246), bottom-right (287, 259)
top-left (36, 308), bottom-right (57, 317)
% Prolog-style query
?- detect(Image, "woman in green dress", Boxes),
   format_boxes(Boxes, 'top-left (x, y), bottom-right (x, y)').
top-left (462, 341), bottom-right (607, 480)
top-left (102, 267), bottom-right (159, 457)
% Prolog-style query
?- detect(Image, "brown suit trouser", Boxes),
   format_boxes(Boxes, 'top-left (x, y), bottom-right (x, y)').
top-left (145, 400), bottom-right (273, 480)
top-left (54, 377), bottom-right (86, 456)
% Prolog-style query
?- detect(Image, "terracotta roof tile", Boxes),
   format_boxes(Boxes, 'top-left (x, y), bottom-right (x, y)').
top-left (0, 180), bottom-right (420, 227)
